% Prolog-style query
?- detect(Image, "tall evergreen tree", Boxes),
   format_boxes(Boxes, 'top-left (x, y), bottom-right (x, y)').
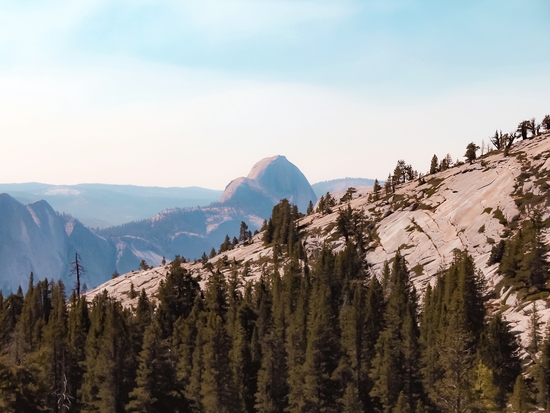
top-left (127, 319), bottom-right (188, 413)
top-left (302, 247), bottom-right (341, 412)
top-left (370, 251), bottom-right (423, 412)
top-left (477, 313), bottom-right (521, 408)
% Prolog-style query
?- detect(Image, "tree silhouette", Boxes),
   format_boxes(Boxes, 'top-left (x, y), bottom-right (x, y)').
top-left (464, 142), bottom-right (479, 164)
top-left (69, 253), bottom-right (84, 299)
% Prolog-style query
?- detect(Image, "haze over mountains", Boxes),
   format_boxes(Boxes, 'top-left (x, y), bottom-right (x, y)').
top-left (0, 183), bottom-right (223, 228)
top-left (0, 155), bottom-right (320, 292)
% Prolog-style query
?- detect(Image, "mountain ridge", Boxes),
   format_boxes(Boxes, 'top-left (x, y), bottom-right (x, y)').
top-left (88, 130), bottom-right (550, 353)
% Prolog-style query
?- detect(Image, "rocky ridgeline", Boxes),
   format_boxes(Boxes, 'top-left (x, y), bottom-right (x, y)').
top-left (88, 131), bottom-right (550, 352)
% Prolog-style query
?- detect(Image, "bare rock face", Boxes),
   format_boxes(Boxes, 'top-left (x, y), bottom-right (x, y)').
top-left (89, 132), bottom-right (550, 354)
top-left (0, 193), bottom-right (116, 293)
top-left (220, 155), bottom-right (317, 216)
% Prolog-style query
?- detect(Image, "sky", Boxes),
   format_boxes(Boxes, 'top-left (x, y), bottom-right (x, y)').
top-left (0, 0), bottom-right (549, 190)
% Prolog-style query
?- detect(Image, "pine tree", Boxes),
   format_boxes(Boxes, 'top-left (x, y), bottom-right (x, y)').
top-left (67, 293), bottom-right (90, 411)
top-left (510, 375), bottom-right (532, 413)
top-left (286, 262), bottom-right (310, 413)
top-left (477, 314), bottom-right (521, 408)
top-left (156, 260), bottom-right (200, 337)
top-left (528, 302), bottom-right (543, 356)
top-left (186, 308), bottom-right (207, 411)
top-left (0, 354), bottom-right (49, 412)
top-left (536, 322), bottom-right (550, 409)
top-left (200, 271), bottom-right (240, 413)
top-left (360, 276), bottom-right (385, 411)
top-left (430, 155), bottom-right (439, 174)
top-left (42, 280), bottom-right (69, 412)
top-left (302, 247), bottom-right (341, 412)
top-left (127, 319), bottom-right (188, 412)
top-left (430, 300), bottom-right (475, 413)
top-left (373, 179), bottom-right (381, 201)
top-left (464, 142), bottom-right (479, 164)
top-left (425, 250), bottom-right (486, 413)
top-left (370, 252), bottom-right (423, 412)
top-left (80, 292), bottom-right (135, 413)
top-left (307, 200), bottom-right (314, 215)
top-left (229, 286), bottom-right (258, 413)
top-left (471, 361), bottom-right (500, 413)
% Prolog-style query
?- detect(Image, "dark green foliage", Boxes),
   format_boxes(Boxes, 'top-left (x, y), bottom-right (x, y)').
top-left (263, 199), bottom-right (302, 258)
top-left (306, 200), bottom-right (314, 215)
top-left (80, 292), bottom-right (136, 413)
top-left (499, 214), bottom-right (550, 290)
top-left (340, 187), bottom-right (357, 204)
top-left (0, 354), bottom-right (49, 412)
top-left (316, 192), bottom-right (336, 215)
top-left (240, 221), bottom-right (252, 242)
top-left (372, 179), bottom-right (381, 201)
top-left (487, 239), bottom-right (505, 265)
top-left (477, 314), bottom-right (521, 407)
top-left (302, 247), bottom-right (341, 412)
top-left (67, 293), bottom-right (90, 411)
top-left (139, 259), bottom-right (151, 271)
top-left (219, 234), bottom-right (232, 253)
top-left (464, 142), bottom-right (479, 163)
top-left (156, 258), bottom-right (200, 337)
top-left (1, 203), bottom-right (548, 413)
top-left (127, 319), bottom-right (188, 412)
top-left (430, 155), bottom-right (439, 174)
top-left (420, 250), bottom-right (487, 412)
top-left (510, 375), bottom-right (532, 413)
top-left (370, 251), bottom-right (423, 412)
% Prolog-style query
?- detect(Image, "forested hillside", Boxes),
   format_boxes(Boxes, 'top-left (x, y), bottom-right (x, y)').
top-left (1, 115), bottom-right (550, 412)
top-left (0, 241), bottom-right (528, 412)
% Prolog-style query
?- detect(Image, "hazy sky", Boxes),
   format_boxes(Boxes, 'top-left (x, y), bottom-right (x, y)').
top-left (1, 0), bottom-right (549, 189)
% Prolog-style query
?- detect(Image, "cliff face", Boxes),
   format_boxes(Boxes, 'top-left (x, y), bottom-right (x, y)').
top-left (0, 194), bottom-right (115, 292)
top-left (220, 155), bottom-right (317, 216)
top-left (0, 155), bottom-right (319, 290)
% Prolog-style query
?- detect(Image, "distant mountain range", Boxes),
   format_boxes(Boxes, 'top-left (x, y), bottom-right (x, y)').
top-left (0, 177), bottom-right (373, 230)
top-left (0, 193), bottom-right (115, 294)
top-left (0, 155), bottom-right (319, 292)
top-left (0, 183), bottom-right (223, 228)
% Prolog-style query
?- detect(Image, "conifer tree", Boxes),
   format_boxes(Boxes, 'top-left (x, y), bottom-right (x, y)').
top-left (186, 309), bottom-right (207, 411)
top-left (477, 313), bottom-right (521, 408)
top-left (471, 361), bottom-right (499, 413)
top-left (127, 319), bottom-right (188, 412)
top-left (430, 302), bottom-right (475, 413)
top-left (229, 285), bottom-right (258, 413)
top-left (200, 271), bottom-right (240, 413)
top-left (510, 375), bottom-right (532, 413)
top-left (286, 262), bottom-right (310, 413)
top-left (42, 281), bottom-right (70, 412)
top-left (370, 251), bottom-right (423, 412)
top-left (373, 178), bottom-right (381, 201)
top-left (302, 247), bottom-right (341, 412)
top-left (307, 200), bottom-right (314, 215)
top-left (156, 260), bottom-right (200, 337)
top-left (80, 293), bottom-right (135, 413)
top-left (528, 302), bottom-right (543, 357)
top-left (67, 292), bottom-right (90, 411)
top-left (0, 354), bottom-right (49, 412)
top-left (536, 322), bottom-right (550, 409)
top-left (430, 155), bottom-right (439, 174)
top-left (359, 276), bottom-right (385, 411)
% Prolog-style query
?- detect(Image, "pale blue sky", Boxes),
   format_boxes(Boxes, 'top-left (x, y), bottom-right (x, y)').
top-left (1, 0), bottom-right (549, 188)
